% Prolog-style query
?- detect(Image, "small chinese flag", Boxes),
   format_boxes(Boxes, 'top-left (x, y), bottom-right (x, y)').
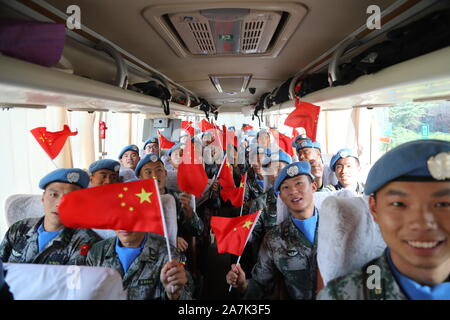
top-left (218, 158), bottom-right (236, 189)
top-left (242, 124), bottom-right (253, 131)
top-left (198, 119), bottom-right (216, 132)
top-left (211, 210), bottom-right (260, 256)
top-left (30, 125), bottom-right (78, 159)
top-left (221, 173), bottom-right (246, 207)
top-left (177, 137), bottom-right (208, 198)
top-left (270, 129), bottom-right (294, 157)
top-left (284, 98), bottom-right (320, 142)
top-left (181, 121), bottom-right (195, 136)
top-left (59, 179), bottom-right (164, 234)
top-left (157, 131), bottom-right (176, 149)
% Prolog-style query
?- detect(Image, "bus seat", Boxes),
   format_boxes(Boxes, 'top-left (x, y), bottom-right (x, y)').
top-left (3, 263), bottom-right (127, 300)
top-left (160, 193), bottom-right (177, 248)
top-left (5, 194), bottom-right (43, 228)
top-left (317, 196), bottom-right (386, 285)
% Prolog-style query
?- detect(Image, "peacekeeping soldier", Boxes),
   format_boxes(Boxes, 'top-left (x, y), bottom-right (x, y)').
top-left (143, 137), bottom-right (159, 155)
top-left (317, 139), bottom-right (450, 300)
top-left (226, 161), bottom-right (322, 299)
top-left (0, 168), bottom-right (102, 265)
top-left (86, 231), bottom-right (192, 300)
top-left (323, 148), bottom-right (364, 195)
top-left (135, 153), bottom-right (204, 252)
top-left (118, 144), bottom-right (140, 182)
top-left (294, 136), bottom-right (337, 188)
top-left (118, 144), bottom-right (140, 170)
top-left (88, 159), bottom-right (121, 187)
top-left (250, 150), bottom-right (292, 244)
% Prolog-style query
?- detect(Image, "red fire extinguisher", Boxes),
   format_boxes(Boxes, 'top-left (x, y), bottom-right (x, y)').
top-left (99, 121), bottom-right (108, 139)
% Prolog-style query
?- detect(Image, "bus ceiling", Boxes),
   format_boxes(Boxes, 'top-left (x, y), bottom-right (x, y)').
top-left (0, 0), bottom-right (449, 115)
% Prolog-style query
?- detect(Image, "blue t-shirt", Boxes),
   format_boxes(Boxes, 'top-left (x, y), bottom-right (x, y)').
top-left (387, 250), bottom-right (450, 300)
top-left (115, 235), bottom-right (147, 273)
top-left (290, 209), bottom-right (318, 245)
top-left (256, 179), bottom-right (264, 190)
top-left (37, 223), bottom-right (63, 252)
top-left (0, 260), bottom-right (4, 290)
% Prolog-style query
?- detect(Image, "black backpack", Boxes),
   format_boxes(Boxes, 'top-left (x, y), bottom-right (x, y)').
top-left (132, 80), bottom-right (172, 115)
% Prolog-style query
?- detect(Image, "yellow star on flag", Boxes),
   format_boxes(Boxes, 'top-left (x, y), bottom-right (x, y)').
top-left (242, 220), bottom-right (253, 229)
top-left (239, 181), bottom-right (245, 188)
top-left (135, 188), bottom-right (153, 204)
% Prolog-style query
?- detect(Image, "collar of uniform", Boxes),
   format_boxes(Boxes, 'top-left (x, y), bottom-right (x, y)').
top-left (138, 234), bottom-right (166, 263)
top-left (27, 216), bottom-right (75, 244)
top-left (27, 217), bottom-right (45, 239)
top-left (362, 250), bottom-right (408, 300)
top-left (281, 209), bottom-right (319, 249)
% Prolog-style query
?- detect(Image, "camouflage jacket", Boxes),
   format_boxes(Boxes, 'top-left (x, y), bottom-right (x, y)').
top-left (165, 188), bottom-right (204, 238)
top-left (0, 217), bottom-right (101, 265)
top-left (244, 170), bottom-right (267, 215)
top-left (323, 182), bottom-right (365, 196)
top-left (244, 216), bottom-right (319, 300)
top-left (249, 189), bottom-right (278, 244)
top-left (86, 233), bottom-right (193, 300)
top-left (317, 250), bottom-right (408, 300)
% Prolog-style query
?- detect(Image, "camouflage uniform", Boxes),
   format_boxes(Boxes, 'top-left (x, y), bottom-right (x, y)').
top-left (0, 217), bottom-right (101, 265)
top-left (317, 250), bottom-right (407, 300)
top-left (323, 182), bottom-right (365, 196)
top-left (249, 189), bottom-right (278, 244)
top-left (244, 215), bottom-right (319, 300)
top-left (243, 168), bottom-right (267, 215)
top-left (86, 233), bottom-right (193, 300)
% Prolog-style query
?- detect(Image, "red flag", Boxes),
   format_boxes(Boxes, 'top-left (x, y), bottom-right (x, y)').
top-left (198, 119), bottom-right (215, 132)
top-left (30, 125), bottom-right (77, 159)
top-left (270, 129), bottom-right (294, 157)
top-left (284, 98), bottom-right (320, 142)
top-left (242, 124), bottom-right (253, 131)
top-left (211, 210), bottom-right (260, 256)
top-left (59, 179), bottom-right (164, 234)
top-left (177, 137), bottom-right (208, 198)
top-left (220, 173), bottom-right (246, 207)
top-left (218, 158), bottom-right (235, 189)
top-left (181, 121), bottom-right (195, 136)
top-left (157, 131), bottom-right (176, 149)
top-left (222, 125), bottom-right (237, 151)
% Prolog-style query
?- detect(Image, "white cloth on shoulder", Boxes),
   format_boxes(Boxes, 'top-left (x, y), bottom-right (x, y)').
top-left (4, 263), bottom-right (126, 300)
top-left (317, 196), bottom-right (386, 285)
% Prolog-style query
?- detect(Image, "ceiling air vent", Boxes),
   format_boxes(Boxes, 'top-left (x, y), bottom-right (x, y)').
top-left (168, 8), bottom-right (282, 55)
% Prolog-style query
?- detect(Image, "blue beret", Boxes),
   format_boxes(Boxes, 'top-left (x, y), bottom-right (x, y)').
top-left (292, 134), bottom-right (310, 147)
top-left (135, 153), bottom-right (164, 176)
top-left (296, 138), bottom-right (321, 152)
top-left (168, 142), bottom-right (184, 156)
top-left (274, 161), bottom-right (315, 192)
top-left (143, 137), bottom-right (158, 150)
top-left (263, 150), bottom-right (292, 168)
top-left (39, 168), bottom-right (90, 189)
top-left (118, 144), bottom-right (139, 159)
top-left (364, 139), bottom-right (450, 195)
top-left (88, 159), bottom-right (121, 174)
top-left (330, 148), bottom-right (359, 171)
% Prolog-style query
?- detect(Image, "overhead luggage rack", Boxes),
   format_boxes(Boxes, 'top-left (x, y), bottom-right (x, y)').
top-left (0, 54), bottom-right (203, 115)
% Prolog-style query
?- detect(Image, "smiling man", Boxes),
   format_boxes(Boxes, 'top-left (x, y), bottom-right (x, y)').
top-left (318, 139), bottom-right (450, 300)
top-left (226, 161), bottom-right (322, 299)
top-left (0, 168), bottom-right (102, 265)
top-left (118, 144), bottom-right (140, 170)
top-left (324, 148), bottom-right (364, 195)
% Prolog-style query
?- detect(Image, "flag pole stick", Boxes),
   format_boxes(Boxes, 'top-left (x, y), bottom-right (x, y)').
top-left (228, 209), bottom-right (263, 292)
top-left (153, 177), bottom-right (172, 262)
top-left (239, 174), bottom-right (247, 217)
top-left (209, 154), bottom-right (227, 199)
